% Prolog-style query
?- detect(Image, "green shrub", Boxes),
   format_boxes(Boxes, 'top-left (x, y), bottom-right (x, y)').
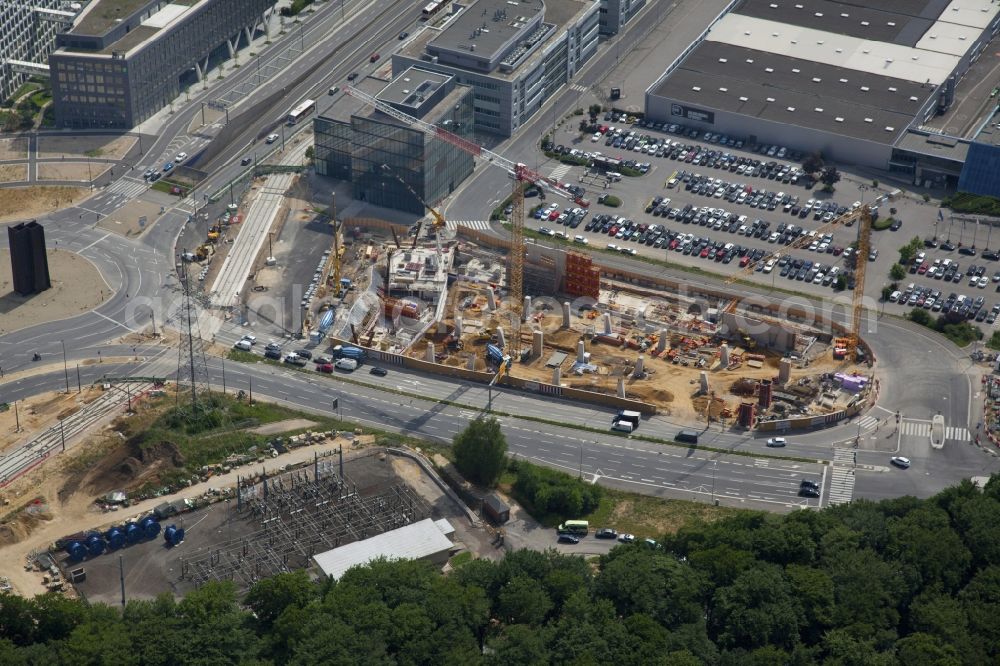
top-left (511, 459), bottom-right (601, 519)
top-left (602, 195), bottom-right (622, 207)
top-left (941, 192), bottom-right (1000, 215)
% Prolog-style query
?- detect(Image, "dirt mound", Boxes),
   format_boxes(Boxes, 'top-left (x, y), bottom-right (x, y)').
top-left (59, 439), bottom-right (185, 502)
top-left (139, 440), bottom-right (185, 467)
top-left (641, 388), bottom-right (674, 403)
top-left (0, 505), bottom-right (54, 546)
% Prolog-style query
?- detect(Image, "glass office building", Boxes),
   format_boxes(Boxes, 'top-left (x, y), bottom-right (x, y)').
top-left (314, 68), bottom-right (475, 216)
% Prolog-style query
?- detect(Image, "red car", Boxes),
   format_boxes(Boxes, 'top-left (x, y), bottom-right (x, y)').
top-left (739, 256), bottom-right (751, 267)
top-left (917, 262), bottom-right (929, 274)
top-left (370, 53), bottom-right (380, 62)
top-left (316, 363), bottom-right (333, 373)
top-left (548, 210), bottom-right (560, 221)
top-left (700, 247), bottom-right (711, 258)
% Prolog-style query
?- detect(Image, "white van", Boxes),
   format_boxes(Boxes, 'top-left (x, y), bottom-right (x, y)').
top-left (233, 339), bottom-right (252, 351)
top-left (607, 172), bottom-right (622, 182)
top-left (611, 420), bottom-right (634, 433)
top-left (335, 358), bottom-right (358, 371)
top-left (889, 290), bottom-right (901, 303)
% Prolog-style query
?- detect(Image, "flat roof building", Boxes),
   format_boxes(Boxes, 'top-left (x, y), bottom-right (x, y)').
top-left (49, 0), bottom-right (275, 129)
top-left (314, 67), bottom-right (476, 215)
top-left (393, 0), bottom-right (601, 136)
top-left (645, 0), bottom-right (1000, 190)
top-left (312, 518), bottom-right (456, 580)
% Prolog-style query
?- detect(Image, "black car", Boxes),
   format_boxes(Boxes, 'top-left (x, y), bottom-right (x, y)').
top-left (241, 156), bottom-right (252, 166)
top-left (595, 528), bottom-right (617, 539)
top-left (369, 366), bottom-right (388, 376)
top-left (941, 241), bottom-right (956, 251)
top-left (890, 219), bottom-right (902, 231)
top-left (959, 247), bottom-right (977, 256)
top-left (294, 349), bottom-right (313, 360)
top-left (558, 534), bottom-right (580, 544)
top-left (346, 72), bottom-right (358, 81)
top-left (264, 348), bottom-right (281, 360)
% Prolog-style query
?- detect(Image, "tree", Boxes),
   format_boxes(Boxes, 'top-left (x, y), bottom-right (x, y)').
top-left (881, 285), bottom-right (895, 302)
top-left (497, 575), bottom-right (553, 625)
top-left (909, 308), bottom-right (932, 326)
top-left (452, 416), bottom-right (507, 486)
top-left (244, 571), bottom-right (315, 628)
top-left (834, 274), bottom-right (847, 291)
top-left (801, 152), bottom-right (824, 175)
top-left (889, 263), bottom-right (906, 281)
top-left (898, 236), bottom-right (923, 265)
top-left (820, 166), bottom-right (841, 188)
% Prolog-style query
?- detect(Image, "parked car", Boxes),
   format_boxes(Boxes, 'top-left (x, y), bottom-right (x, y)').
top-left (595, 528), bottom-right (618, 539)
top-left (316, 363), bottom-right (333, 373)
top-left (558, 534), bottom-right (580, 544)
top-left (174, 152), bottom-right (187, 163)
top-left (617, 533), bottom-right (636, 543)
top-left (370, 52), bottom-right (380, 62)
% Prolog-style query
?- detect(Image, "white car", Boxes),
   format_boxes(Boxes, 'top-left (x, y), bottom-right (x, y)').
top-left (890, 456), bottom-right (911, 469)
top-left (174, 152), bottom-right (188, 162)
top-left (573, 235), bottom-right (589, 245)
top-left (233, 339), bottom-right (252, 351)
top-left (591, 132), bottom-right (602, 142)
top-left (538, 227), bottom-right (555, 236)
top-left (265, 133), bottom-right (279, 144)
top-left (554, 230), bottom-right (569, 240)
top-left (240, 334), bottom-right (256, 345)
top-left (766, 437), bottom-right (786, 447)
top-left (335, 358), bottom-right (358, 371)
top-left (617, 533), bottom-right (636, 543)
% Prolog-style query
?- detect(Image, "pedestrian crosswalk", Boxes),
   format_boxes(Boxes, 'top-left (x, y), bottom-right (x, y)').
top-left (446, 220), bottom-right (491, 231)
top-left (549, 163), bottom-right (573, 180)
top-left (856, 415), bottom-right (879, 433)
top-left (828, 447), bottom-right (856, 506)
top-left (899, 419), bottom-right (971, 441)
top-left (569, 83), bottom-right (588, 93)
top-left (103, 178), bottom-right (147, 198)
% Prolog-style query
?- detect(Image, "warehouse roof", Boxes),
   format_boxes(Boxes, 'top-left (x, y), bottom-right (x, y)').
top-left (312, 518), bottom-right (454, 580)
top-left (732, 0), bottom-right (943, 45)
top-left (706, 13), bottom-right (962, 85)
top-left (652, 42), bottom-right (925, 143)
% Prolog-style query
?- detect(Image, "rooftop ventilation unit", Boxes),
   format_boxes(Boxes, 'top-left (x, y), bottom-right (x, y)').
top-left (814, 107), bottom-right (823, 112)
top-left (719, 87), bottom-right (728, 92)
top-left (861, 20), bottom-right (869, 26)
top-left (885, 126), bottom-right (894, 131)
top-left (787, 106), bottom-right (795, 111)
top-left (839, 78), bottom-right (848, 82)
top-left (864, 117), bottom-right (873, 123)
top-left (739, 96), bottom-right (748, 101)
top-left (766, 97), bottom-right (775, 102)
top-left (835, 117), bottom-right (844, 122)
top-left (692, 86), bottom-right (701, 91)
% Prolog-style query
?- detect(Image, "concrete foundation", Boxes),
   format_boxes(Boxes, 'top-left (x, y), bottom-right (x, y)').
top-left (778, 358), bottom-right (792, 383)
top-left (562, 302), bottom-right (571, 328)
top-left (532, 329), bottom-right (543, 357)
top-left (426, 341), bottom-right (435, 362)
top-left (577, 340), bottom-right (586, 363)
top-left (699, 371), bottom-right (709, 394)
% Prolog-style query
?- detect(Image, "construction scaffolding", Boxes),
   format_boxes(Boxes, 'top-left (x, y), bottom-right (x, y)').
top-left (175, 461), bottom-right (431, 591)
top-left (563, 251), bottom-right (600, 299)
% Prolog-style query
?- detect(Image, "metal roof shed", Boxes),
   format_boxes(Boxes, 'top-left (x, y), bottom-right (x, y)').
top-left (313, 518), bottom-right (455, 580)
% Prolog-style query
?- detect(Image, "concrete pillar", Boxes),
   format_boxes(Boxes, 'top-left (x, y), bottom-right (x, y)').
top-left (720, 343), bottom-right (730, 368)
top-left (577, 340), bottom-right (586, 363)
top-left (243, 26), bottom-right (253, 45)
top-left (699, 371), bottom-right (709, 394)
top-left (552, 366), bottom-right (561, 385)
top-left (778, 358), bottom-right (792, 383)
top-left (617, 376), bottom-right (626, 398)
top-left (633, 355), bottom-right (644, 378)
top-left (496, 326), bottom-right (506, 349)
top-left (562, 302), bottom-right (571, 327)
top-left (426, 341), bottom-right (435, 362)
top-left (602, 312), bottom-right (613, 335)
top-left (194, 61), bottom-right (204, 82)
top-left (487, 290), bottom-right (496, 311)
top-left (532, 329), bottom-right (543, 357)
top-left (523, 296), bottom-right (532, 322)
top-left (758, 379), bottom-right (773, 409)
top-left (454, 317), bottom-right (463, 337)
top-left (467, 354), bottom-right (476, 370)
top-left (226, 37), bottom-right (237, 59)
top-left (656, 329), bottom-right (667, 353)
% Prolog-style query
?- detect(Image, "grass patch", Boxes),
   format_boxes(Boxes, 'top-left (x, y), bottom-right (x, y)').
top-left (449, 551), bottom-right (473, 568)
top-left (84, 148), bottom-right (104, 158)
top-left (988, 331), bottom-right (1000, 351)
top-left (4, 81), bottom-right (41, 107)
top-left (602, 195), bottom-right (622, 207)
top-left (227, 349), bottom-right (259, 362)
top-left (151, 179), bottom-right (188, 195)
top-left (942, 192), bottom-right (1000, 217)
top-left (872, 217), bottom-right (895, 231)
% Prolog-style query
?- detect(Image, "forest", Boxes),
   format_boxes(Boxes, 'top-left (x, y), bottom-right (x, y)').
top-left (1, 477), bottom-right (999, 665)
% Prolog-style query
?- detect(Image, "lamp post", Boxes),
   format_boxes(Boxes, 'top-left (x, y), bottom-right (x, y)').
top-left (61, 340), bottom-right (69, 392)
top-left (711, 459), bottom-right (717, 504)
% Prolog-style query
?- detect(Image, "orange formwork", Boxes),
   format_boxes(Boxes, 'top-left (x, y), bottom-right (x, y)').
top-left (563, 251), bottom-right (600, 299)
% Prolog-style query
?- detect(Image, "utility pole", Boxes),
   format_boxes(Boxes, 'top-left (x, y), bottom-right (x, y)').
top-left (76, 364), bottom-right (81, 393)
top-left (222, 358), bottom-right (226, 394)
top-left (14, 401), bottom-right (20, 432)
top-left (119, 555), bottom-right (126, 609)
top-left (61, 340), bottom-right (69, 393)
top-left (60, 419), bottom-right (66, 452)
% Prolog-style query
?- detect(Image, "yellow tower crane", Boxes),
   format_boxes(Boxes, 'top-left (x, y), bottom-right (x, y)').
top-left (346, 86), bottom-right (589, 365)
top-left (379, 163), bottom-right (446, 248)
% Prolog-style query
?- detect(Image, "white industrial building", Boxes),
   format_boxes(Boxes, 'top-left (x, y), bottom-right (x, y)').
top-left (645, 0), bottom-right (1000, 190)
top-left (0, 0), bottom-right (80, 103)
top-left (312, 518), bottom-right (456, 580)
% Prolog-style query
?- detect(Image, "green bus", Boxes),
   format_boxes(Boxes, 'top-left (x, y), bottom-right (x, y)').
top-left (557, 520), bottom-right (589, 535)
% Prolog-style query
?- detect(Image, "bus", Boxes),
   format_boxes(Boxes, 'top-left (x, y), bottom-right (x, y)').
top-left (287, 99), bottom-right (316, 125)
top-left (421, 0), bottom-right (447, 18)
top-left (557, 520), bottom-right (589, 535)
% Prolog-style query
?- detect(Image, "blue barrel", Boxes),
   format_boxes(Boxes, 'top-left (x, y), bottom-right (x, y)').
top-left (125, 522), bottom-right (142, 544)
top-left (85, 534), bottom-right (106, 557)
top-left (140, 516), bottom-right (160, 539)
top-left (163, 525), bottom-right (185, 547)
top-left (66, 541), bottom-right (86, 561)
top-left (105, 527), bottom-right (125, 550)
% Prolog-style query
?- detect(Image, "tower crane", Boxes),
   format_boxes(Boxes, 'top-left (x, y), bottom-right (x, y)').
top-left (346, 85), bottom-right (589, 363)
top-left (725, 196), bottom-right (885, 359)
top-left (380, 163), bottom-right (446, 248)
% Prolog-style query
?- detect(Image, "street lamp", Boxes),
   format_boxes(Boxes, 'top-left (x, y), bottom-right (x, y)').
top-left (711, 459), bottom-right (718, 504)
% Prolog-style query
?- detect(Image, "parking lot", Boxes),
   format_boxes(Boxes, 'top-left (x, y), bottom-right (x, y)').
top-left (529, 115), bottom-right (1000, 328)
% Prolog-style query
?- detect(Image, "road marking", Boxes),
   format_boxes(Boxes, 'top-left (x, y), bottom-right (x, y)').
top-left (92, 310), bottom-right (138, 333)
top-left (78, 233), bottom-right (111, 253)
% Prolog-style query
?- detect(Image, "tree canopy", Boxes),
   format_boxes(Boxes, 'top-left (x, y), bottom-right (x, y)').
top-left (452, 416), bottom-right (507, 487)
top-left (3, 477), bottom-right (1000, 663)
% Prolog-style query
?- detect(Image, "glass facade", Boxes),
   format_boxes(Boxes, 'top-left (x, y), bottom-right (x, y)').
top-left (958, 142), bottom-right (1000, 198)
top-left (314, 85), bottom-right (475, 216)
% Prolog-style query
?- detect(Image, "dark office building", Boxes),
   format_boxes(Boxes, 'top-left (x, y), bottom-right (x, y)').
top-left (314, 68), bottom-right (475, 215)
top-left (8, 221), bottom-right (51, 296)
top-left (50, 0), bottom-right (275, 129)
